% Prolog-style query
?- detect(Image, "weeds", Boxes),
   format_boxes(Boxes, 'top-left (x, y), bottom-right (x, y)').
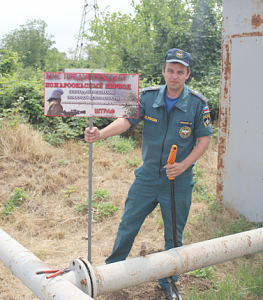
top-left (194, 213), bottom-right (206, 221)
top-left (57, 159), bottom-right (67, 165)
top-left (186, 261), bottom-right (263, 299)
top-left (183, 230), bottom-right (191, 238)
top-left (43, 131), bottom-right (64, 146)
top-left (155, 219), bottom-right (164, 226)
top-left (208, 195), bottom-right (223, 215)
top-left (93, 189), bottom-right (110, 201)
top-left (237, 262), bottom-right (263, 297)
top-left (213, 215), bottom-right (262, 238)
top-left (193, 162), bottom-right (205, 194)
top-left (189, 266), bottom-right (217, 279)
top-left (125, 155), bottom-right (142, 167)
top-left (0, 188), bottom-right (28, 217)
top-left (0, 97), bottom-right (27, 127)
top-left (76, 188), bottom-right (119, 222)
top-left (61, 186), bottom-right (77, 198)
top-left (93, 202), bottom-right (119, 222)
top-left (34, 250), bottom-right (44, 258)
top-left (108, 136), bottom-right (137, 153)
top-left (186, 275), bottom-right (248, 299)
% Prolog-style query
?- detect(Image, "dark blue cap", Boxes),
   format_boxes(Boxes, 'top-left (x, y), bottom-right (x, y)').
top-left (165, 48), bottom-right (191, 67)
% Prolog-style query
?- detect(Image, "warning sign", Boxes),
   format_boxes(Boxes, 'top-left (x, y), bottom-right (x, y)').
top-left (44, 72), bottom-right (139, 118)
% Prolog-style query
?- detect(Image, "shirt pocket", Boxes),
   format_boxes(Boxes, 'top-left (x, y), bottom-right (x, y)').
top-left (176, 120), bottom-right (194, 139)
top-left (143, 115), bottom-right (160, 138)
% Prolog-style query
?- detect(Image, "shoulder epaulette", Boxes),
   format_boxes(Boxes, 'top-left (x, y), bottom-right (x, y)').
top-left (190, 89), bottom-right (208, 102)
top-left (140, 86), bottom-right (160, 94)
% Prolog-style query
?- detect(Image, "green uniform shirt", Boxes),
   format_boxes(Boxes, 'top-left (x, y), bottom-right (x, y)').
top-left (127, 84), bottom-right (213, 178)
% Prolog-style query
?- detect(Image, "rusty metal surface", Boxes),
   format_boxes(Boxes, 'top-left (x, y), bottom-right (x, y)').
top-left (222, 0), bottom-right (263, 37)
top-left (94, 228), bottom-right (263, 295)
top-left (218, 0), bottom-right (263, 221)
top-left (217, 40), bottom-right (232, 204)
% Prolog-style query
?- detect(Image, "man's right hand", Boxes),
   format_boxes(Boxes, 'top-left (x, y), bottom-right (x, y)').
top-left (84, 127), bottom-right (100, 143)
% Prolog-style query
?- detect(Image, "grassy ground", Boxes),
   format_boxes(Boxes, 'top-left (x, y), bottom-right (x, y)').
top-left (0, 121), bottom-right (262, 300)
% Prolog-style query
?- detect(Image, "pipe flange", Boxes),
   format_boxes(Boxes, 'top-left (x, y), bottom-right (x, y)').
top-left (69, 259), bottom-right (93, 296)
top-left (80, 258), bottom-right (98, 298)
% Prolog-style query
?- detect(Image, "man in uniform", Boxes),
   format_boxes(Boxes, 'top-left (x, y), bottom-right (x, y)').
top-left (47, 88), bottom-right (64, 116)
top-left (85, 48), bottom-right (213, 300)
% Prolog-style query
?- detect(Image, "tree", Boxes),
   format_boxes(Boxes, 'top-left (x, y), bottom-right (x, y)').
top-left (1, 19), bottom-right (55, 69)
top-left (83, 0), bottom-right (222, 85)
top-left (44, 48), bottom-right (68, 72)
top-left (86, 11), bottom-right (142, 73)
top-left (0, 48), bottom-right (20, 76)
top-left (190, 0), bottom-right (222, 80)
top-left (85, 0), bottom-right (193, 83)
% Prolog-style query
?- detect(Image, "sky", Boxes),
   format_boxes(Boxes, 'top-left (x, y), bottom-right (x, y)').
top-left (0, 0), bottom-right (136, 55)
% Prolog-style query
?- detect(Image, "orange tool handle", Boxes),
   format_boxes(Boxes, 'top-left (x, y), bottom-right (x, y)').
top-left (36, 270), bottom-right (59, 275)
top-left (46, 270), bottom-right (64, 279)
top-left (167, 145), bottom-right (178, 180)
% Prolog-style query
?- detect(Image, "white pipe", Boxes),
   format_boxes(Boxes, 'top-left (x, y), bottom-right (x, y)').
top-left (0, 228), bottom-right (93, 300)
top-left (1, 227), bottom-right (263, 298)
top-left (94, 228), bottom-right (263, 295)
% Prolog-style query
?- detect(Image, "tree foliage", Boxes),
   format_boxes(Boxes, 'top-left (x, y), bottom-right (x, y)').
top-left (0, 48), bottom-right (20, 76)
top-left (190, 0), bottom-right (222, 80)
top-left (1, 19), bottom-right (55, 69)
top-left (85, 0), bottom-right (222, 83)
top-left (0, 19), bottom-right (72, 72)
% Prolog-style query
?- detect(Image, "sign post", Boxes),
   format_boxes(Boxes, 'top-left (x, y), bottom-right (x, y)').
top-left (88, 116), bottom-right (93, 262)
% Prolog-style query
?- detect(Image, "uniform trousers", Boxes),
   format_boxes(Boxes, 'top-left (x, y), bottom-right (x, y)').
top-left (106, 166), bottom-right (194, 289)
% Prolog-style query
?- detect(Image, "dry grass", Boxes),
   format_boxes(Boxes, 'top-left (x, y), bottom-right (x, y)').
top-left (0, 122), bottom-right (261, 300)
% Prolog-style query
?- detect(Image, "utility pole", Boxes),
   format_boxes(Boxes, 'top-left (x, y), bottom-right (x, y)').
top-left (75, 0), bottom-right (98, 60)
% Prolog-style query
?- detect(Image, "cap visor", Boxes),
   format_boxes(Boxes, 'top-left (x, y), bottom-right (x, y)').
top-left (165, 59), bottom-right (189, 67)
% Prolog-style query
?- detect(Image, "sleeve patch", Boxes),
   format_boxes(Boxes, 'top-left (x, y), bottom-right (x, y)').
top-left (190, 89), bottom-right (208, 103)
top-left (202, 106), bottom-right (210, 114)
top-left (140, 86), bottom-right (160, 94)
top-left (203, 114), bottom-right (211, 127)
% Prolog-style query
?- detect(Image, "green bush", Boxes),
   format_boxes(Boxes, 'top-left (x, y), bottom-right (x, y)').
top-left (0, 48), bottom-right (20, 76)
top-left (108, 136), bottom-right (137, 153)
top-left (76, 189), bottom-right (119, 222)
top-left (189, 266), bottom-right (217, 279)
top-left (125, 155), bottom-right (142, 167)
top-left (92, 189), bottom-right (110, 201)
top-left (93, 202), bottom-right (119, 222)
top-left (0, 188), bottom-right (28, 217)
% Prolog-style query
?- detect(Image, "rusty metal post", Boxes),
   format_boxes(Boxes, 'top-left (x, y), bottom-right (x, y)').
top-left (218, 0), bottom-right (263, 221)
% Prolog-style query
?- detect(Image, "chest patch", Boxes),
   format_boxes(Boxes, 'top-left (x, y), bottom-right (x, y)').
top-left (144, 115), bottom-right (158, 123)
top-left (179, 126), bottom-right (191, 138)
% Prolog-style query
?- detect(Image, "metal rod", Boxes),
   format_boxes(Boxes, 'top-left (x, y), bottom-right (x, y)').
top-left (88, 77), bottom-right (93, 263)
top-left (0, 229), bottom-right (93, 300)
top-left (94, 228), bottom-right (263, 296)
top-left (88, 117), bottom-right (93, 263)
top-left (169, 180), bottom-right (178, 247)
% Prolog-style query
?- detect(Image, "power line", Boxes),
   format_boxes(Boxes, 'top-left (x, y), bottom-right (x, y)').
top-left (75, 0), bottom-right (98, 60)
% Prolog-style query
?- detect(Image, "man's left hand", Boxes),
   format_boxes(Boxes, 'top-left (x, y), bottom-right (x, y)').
top-left (164, 162), bottom-right (187, 178)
